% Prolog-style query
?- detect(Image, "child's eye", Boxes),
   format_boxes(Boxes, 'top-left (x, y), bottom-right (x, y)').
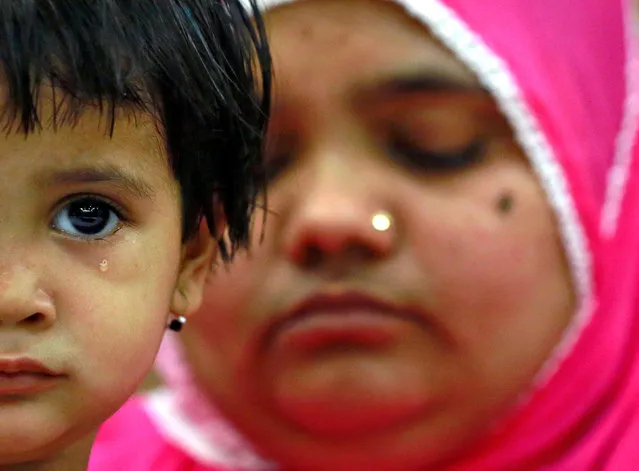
top-left (51, 196), bottom-right (124, 240)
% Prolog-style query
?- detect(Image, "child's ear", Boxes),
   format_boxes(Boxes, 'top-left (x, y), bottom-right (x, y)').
top-left (170, 221), bottom-right (218, 318)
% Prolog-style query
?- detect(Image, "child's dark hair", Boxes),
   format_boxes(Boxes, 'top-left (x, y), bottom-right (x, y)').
top-left (0, 0), bottom-right (271, 259)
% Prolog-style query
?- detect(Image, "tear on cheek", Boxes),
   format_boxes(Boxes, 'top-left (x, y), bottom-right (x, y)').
top-left (99, 259), bottom-right (109, 272)
top-left (496, 191), bottom-right (514, 215)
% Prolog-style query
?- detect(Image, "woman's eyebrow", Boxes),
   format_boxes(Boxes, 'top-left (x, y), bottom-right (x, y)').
top-left (356, 69), bottom-right (488, 104)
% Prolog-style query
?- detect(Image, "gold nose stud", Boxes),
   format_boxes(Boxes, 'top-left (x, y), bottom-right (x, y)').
top-left (371, 211), bottom-right (392, 232)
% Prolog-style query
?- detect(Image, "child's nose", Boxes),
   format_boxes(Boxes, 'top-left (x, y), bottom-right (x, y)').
top-left (0, 265), bottom-right (56, 330)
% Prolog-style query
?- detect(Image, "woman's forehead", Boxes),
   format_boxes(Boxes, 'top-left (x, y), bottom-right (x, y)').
top-left (265, 0), bottom-right (480, 103)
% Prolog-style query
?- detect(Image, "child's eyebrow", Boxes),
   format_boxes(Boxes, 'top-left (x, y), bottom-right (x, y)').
top-left (36, 166), bottom-right (154, 199)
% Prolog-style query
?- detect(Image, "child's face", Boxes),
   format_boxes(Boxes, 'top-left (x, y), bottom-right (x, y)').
top-left (181, 0), bottom-right (574, 469)
top-left (0, 96), bottom-right (212, 463)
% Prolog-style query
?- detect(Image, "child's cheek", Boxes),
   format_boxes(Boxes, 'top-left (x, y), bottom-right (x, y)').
top-left (53, 229), bottom-right (181, 365)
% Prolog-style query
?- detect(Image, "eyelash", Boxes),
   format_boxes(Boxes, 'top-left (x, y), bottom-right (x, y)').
top-left (389, 138), bottom-right (486, 172)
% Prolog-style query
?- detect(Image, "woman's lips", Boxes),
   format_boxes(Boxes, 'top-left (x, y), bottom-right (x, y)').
top-left (265, 292), bottom-right (427, 352)
top-left (261, 293), bottom-right (441, 438)
top-left (276, 310), bottom-right (415, 351)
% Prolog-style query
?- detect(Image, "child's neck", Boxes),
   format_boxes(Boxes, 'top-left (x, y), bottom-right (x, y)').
top-left (0, 433), bottom-right (95, 471)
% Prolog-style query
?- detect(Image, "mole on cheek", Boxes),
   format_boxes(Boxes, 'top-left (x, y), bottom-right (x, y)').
top-left (496, 192), bottom-right (515, 215)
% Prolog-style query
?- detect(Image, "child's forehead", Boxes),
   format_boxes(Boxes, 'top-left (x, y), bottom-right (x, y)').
top-left (2, 81), bottom-right (153, 127)
top-left (0, 85), bottom-right (161, 149)
top-left (0, 99), bottom-right (172, 190)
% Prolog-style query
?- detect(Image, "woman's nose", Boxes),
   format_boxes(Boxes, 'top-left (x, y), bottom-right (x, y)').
top-left (281, 161), bottom-right (396, 270)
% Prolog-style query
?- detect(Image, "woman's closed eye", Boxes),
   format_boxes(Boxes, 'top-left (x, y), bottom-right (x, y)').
top-left (389, 133), bottom-right (486, 172)
top-left (51, 195), bottom-right (128, 240)
top-left (377, 97), bottom-right (497, 173)
top-left (261, 153), bottom-right (292, 184)
top-left (262, 132), bottom-right (298, 184)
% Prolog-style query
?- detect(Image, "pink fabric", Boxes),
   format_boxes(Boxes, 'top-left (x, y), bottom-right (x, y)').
top-left (91, 0), bottom-right (639, 469)
top-left (89, 397), bottom-right (228, 471)
top-left (90, 337), bottom-right (272, 471)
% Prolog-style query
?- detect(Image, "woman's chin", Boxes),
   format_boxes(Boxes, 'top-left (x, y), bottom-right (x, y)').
top-left (267, 351), bottom-right (441, 438)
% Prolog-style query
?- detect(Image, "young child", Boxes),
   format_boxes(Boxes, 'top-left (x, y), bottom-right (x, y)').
top-left (92, 0), bottom-right (639, 470)
top-left (0, 1), bottom-right (270, 470)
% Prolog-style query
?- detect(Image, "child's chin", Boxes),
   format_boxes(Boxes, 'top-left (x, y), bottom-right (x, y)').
top-left (0, 401), bottom-right (78, 464)
top-left (0, 433), bottom-right (60, 465)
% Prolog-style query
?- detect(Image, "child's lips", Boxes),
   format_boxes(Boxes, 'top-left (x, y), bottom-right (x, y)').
top-left (0, 357), bottom-right (64, 396)
top-left (0, 372), bottom-right (60, 396)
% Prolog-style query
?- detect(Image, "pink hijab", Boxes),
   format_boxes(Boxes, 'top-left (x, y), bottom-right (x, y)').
top-left (92, 0), bottom-right (639, 469)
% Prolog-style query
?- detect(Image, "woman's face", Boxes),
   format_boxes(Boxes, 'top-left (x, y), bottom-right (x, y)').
top-left (182, 0), bottom-right (574, 469)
